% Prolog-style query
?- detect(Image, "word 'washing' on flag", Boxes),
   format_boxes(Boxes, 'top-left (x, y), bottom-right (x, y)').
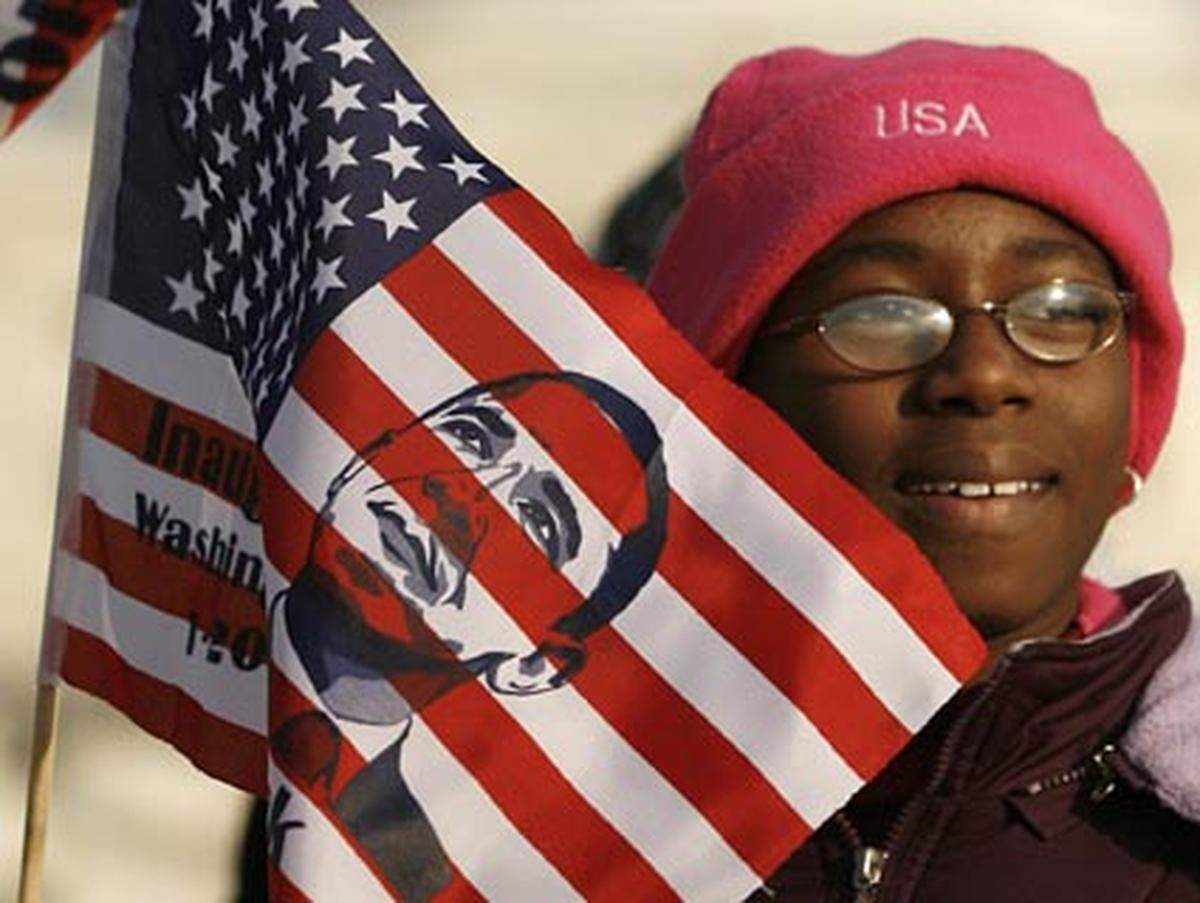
top-left (38, 0), bottom-right (986, 898)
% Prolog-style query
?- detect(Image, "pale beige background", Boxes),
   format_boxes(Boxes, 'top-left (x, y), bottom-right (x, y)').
top-left (1, 2), bottom-right (1196, 899)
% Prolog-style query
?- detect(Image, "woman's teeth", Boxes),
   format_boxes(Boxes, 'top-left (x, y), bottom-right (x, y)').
top-left (902, 479), bottom-right (1050, 498)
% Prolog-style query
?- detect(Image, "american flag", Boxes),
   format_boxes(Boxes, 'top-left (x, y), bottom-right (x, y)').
top-left (40, 0), bottom-right (986, 898)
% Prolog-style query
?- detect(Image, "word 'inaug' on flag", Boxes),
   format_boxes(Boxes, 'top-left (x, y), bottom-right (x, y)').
top-left (41, 0), bottom-right (987, 898)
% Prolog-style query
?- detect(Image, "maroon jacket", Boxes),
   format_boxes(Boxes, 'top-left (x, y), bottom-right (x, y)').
top-left (756, 572), bottom-right (1200, 902)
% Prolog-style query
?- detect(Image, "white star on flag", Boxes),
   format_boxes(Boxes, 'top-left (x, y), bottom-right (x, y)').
top-left (274, 131), bottom-right (289, 169)
top-left (312, 255), bottom-right (346, 302)
top-left (241, 96), bottom-right (264, 140)
top-left (269, 222), bottom-right (285, 263)
top-left (201, 158), bottom-right (223, 198)
top-left (380, 89), bottom-right (428, 130)
top-left (284, 195), bottom-right (298, 233)
top-left (320, 78), bottom-right (366, 124)
top-left (181, 92), bottom-right (198, 135)
top-left (248, 4), bottom-right (267, 45)
top-left (368, 189), bottom-right (418, 240)
top-left (255, 375), bottom-right (271, 407)
top-left (213, 123), bottom-right (239, 166)
top-left (323, 28), bottom-right (373, 68)
top-left (192, 0), bottom-right (213, 40)
top-left (255, 159), bottom-right (276, 199)
top-left (316, 193), bottom-right (354, 240)
top-left (200, 63), bottom-right (223, 110)
top-left (276, 0), bottom-right (319, 23)
top-left (440, 153), bottom-right (488, 186)
top-left (228, 33), bottom-right (249, 80)
top-left (166, 270), bottom-right (205, 321)
top-left (177, 178), bottom-right (210, 224)
top-left (318, 134), bottom-right (358, 180)
top-left (281, 34), bottom-right (312, 80)
top-left (373, 135), bottom-right (424, 180)
top-left (227, 214), bottom-right (244, 255)
top-left (238, 191), bottom-right (257, 228)
top-left (214, 301), bottom-right (230, 343)
top-left (252, 254), bottom-right (269, 292)
top-left (287, 97), bottom-right (309, 140)
top-left (262, 65), bottom-right (278, 108)
top-left (230, 278), bottom-right (252, 327)
top-left (203, 246), bottom-right (224, 289)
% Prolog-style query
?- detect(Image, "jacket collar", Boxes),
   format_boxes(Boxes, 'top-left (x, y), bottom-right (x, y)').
top-left (842, 572), bottom-right (1194, 839)
top-left (1115, 573), bottom-right (1200, 824)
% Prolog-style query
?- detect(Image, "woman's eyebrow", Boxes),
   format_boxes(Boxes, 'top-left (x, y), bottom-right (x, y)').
top-left (446, 404), bottom-right (516, 439)
top-left (804, 238), bottom-right (927, 280)
top-left (1007, 236), bottom-right (1109, 270)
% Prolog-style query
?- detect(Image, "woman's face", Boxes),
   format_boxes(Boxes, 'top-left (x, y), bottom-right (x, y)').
top-left (739, 190), bottom-right (1131, 653)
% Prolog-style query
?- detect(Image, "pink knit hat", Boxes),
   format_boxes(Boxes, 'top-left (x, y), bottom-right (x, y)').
top-left (647, 39), bottom-right (1183, 478)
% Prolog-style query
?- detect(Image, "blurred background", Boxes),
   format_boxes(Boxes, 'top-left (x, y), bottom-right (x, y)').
top-left (1, 1), bottom-right (1196, 899)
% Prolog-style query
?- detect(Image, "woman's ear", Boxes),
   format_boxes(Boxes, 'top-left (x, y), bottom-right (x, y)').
top-left (1111, 464), bottom-right (1144, 514)
top-left (486, 642), bottom-right (586, 696)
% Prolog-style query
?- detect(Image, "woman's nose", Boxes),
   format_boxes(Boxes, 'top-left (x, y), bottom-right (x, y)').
top-left (915, 310), bottom-right (1036, 416)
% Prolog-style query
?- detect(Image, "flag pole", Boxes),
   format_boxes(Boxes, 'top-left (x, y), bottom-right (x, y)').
top-left (17, 682), bottom-right (61, 903)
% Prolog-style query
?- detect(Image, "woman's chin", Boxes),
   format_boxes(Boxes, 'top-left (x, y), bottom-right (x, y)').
top-left (952, 586), bottom-right (1077, 648)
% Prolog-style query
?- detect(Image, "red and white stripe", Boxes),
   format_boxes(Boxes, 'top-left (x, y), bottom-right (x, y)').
top-left (53, 549), bottom-right (263, 735)
top-left (47, 295), bottom-right (267, 791)
top-left (75, 293), bottom-right (257, 437)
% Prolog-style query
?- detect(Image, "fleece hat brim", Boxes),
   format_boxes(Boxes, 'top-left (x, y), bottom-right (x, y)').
top-left (646, 40), bottom-right (1183, 479)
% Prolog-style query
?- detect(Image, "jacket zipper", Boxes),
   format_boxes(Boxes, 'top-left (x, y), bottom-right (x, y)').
top-left (1019, 742), bottom-right (1119, 803)
top-left (830, 812), bottom-right (888, 902)
top-left (832, 659), bottom-right (1013, 902)
top-left (851, 846), bottom-right (888, 902)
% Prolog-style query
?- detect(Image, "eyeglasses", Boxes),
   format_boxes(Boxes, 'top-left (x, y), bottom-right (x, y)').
top-left (758, 279), bottom-right (1135, 373)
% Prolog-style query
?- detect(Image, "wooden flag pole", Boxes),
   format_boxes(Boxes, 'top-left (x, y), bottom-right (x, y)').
top-left (17, 682), bottom-right (61, 903)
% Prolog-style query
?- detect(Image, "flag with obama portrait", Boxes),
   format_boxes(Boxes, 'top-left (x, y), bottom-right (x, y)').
top-left (37, 0), bottom-right (987, 898)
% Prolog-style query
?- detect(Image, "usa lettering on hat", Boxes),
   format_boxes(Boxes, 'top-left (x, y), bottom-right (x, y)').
top-left (873, 100), bottom-right (990, 139)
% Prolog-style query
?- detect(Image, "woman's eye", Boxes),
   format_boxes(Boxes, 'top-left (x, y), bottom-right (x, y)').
top-left (440, 419), bottom-right (493, 461)
top-left (516, 500), bottom-right (559, 563)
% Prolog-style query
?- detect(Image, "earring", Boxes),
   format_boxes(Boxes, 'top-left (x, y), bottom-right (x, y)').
top-left (1123, 465), bottom-right (1144, 502)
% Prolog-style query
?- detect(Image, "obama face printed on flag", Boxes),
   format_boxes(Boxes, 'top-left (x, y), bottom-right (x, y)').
top-left (275, 371), bottom-right (667, 898)
top-left (285, 370), bottom-right (669, 726)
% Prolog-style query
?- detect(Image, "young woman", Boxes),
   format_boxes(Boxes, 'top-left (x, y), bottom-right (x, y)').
top-left (646, 40), bottom-right (1198, 901)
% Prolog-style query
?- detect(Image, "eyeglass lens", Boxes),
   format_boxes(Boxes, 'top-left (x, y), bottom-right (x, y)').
top-left (1004, 282), bottom-right (1122, 362)
top-left (817, 282), bottom-right (1123, 372)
